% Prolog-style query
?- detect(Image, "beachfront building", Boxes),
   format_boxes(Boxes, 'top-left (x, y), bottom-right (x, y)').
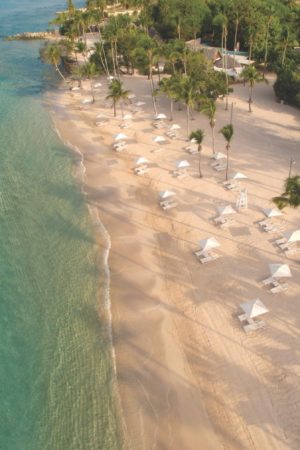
top-left (186, 38), bottom-right (254, 80)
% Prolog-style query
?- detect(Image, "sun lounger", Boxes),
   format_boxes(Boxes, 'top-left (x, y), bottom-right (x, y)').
top-left (199, 254), bottom-right (219, 264)
top-left (162, 201), bottom-right (178, 210)
top-left (259, 219), bottom-right (272, 227)
top-left (262, 276), bottom-right (279, 286)
top-left (275, 237), bottom-right (287, 245)
top-left (285, 247), bottom-right (300, 257)
top-left (214, 165), bottom-right (226, 171)
top-left (243, 320), bottom-right (265, 333)
top-left (134, 164), bottom-right (148, 172)
top-left (238, 313), bottom-right (248, 322)
top-left (188, 148), bottom-right (198, 154)
top-left (225, 183), bottom-right (238, 191)
top-left (270, 283), bottom-right (289, 294)
top-left (214, 216), bottom-right (226, 224)
top-left (279, 241), bottom-right (295, 250)
top-left (135, 168), bottom-right (149, 175)
top-left (176, 172), bottom-right (188, 180)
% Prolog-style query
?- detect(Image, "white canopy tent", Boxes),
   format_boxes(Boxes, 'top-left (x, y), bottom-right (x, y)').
top-left (115, 133), bottom-right (128, 141)
top-left (283, 229), bottom-right (300, 243)
top-left (135, 157), bottom-right (149, 166)
top-left (170, 123), bottom-right (181, 130)
top-left (155, 113), bottom-right (167, 120)
top-left (269, 264), bottom-right (292, 278)
top-left (176, 160), bottom-right (190, 170)
top-left (217, 205), bottom-right (236, 215)
top-left (199, 237), bottom-right (220, 251)
top-left (212, 152), bottom-right (226, 160)
top-left (159, 190), bottom-right (176, 200)
top-left (263, 208), bottom-right (283, 218)
top-left (240, 299), bottom-right (269, 319)
top-left (153, 135), bottom-right (167, 143)
top-left (230, 172), bottom-right (247, 180)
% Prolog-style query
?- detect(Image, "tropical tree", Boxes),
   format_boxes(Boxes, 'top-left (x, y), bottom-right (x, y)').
top-left (190, 129), bottom-right (205, 178)
top-left (273, 175), bottom-right (300, 210)
top-left (157, 76), bottom-right (181, 121)
top-left (241, 66), bottom-right (268, 112)
top-left (200, 99), bottom-right (217, 154)
top-left (106, 79), bottom-right (131, 116)
top-left (78, 62), bottom-right (98, 102)
top-left (179, 75), bottom-right (200, 138)
top-left (219, 124), bottom-right (234, 181)
top-left (40, 42), bottom-right (69, 85)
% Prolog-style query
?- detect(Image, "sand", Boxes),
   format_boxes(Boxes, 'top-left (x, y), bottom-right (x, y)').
top-left (49, 74), bottom-right (300, 450)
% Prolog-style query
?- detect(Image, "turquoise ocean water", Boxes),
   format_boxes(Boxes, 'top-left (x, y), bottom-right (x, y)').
top-left (0, 2), bottom-right (122, 449)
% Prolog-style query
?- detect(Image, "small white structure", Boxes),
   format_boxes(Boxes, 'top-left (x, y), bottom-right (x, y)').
top-left (123, 114), bottom-right (132, 121)
top-left (159, 190), bottom-right (176, 200)
top-left (269, 264), bottom-right (292, 278)
top-left (155, 113), bottom-right (167, 120)
top-left (263, 208), bottom-right (283, 218)
top-left (115, 133), bottom-right (128, 141)
top-left (212, 152), bottom-right (227, 160)
top-left (199, 237), bottom-right (220, 252)
top-left (283, 229), bottom-right (300, 243)
top-left (230, 172), bottom-right (247, 180)
top-left (240, 298), bottom-right (269, 319)
top-left (176, 160), bottom-right (190, 170)
top-left (135, 156), bottom-right (149, 166)
top-left (217, 205), bottom-right (236, 216)
top-left (135, 101), bottom-right (146, 107)
top-left (153, 135), bottom-right (166, 144)
top-left (170, 123), bottom-right (181, 130)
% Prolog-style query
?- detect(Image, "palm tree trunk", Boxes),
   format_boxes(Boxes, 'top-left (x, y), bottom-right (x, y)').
top-left (263, 17), bottom-right (271, 78)
top-left (90, 79), bottom-right (95, 103)
top-left (248, 84), bottom-right (252, 112)
top-left (282, 41), bottom-right (288, 66)
top-left (211, 125), bottom-right (215, 154)
top-left (149, 65), bottom-right (157, 115)
top-left (111, 41), bottom-right (117, 77)
top-left (233, 18), bottom-right (239, 69)
top-left (170, 99), bottom-right (173, 121)
top-left (55, 64), bottom-right (68, 84)
top-left (225, 144), bottom-right (230, 181)
top-left (198, 146), bottom-right (202, 178)
top-left (113, 99), bottom-right (116, 117)
top-left (186, 105), bottom-right (190, 138)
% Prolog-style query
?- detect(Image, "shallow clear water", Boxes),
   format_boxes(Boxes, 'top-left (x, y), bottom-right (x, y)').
top-left (0, 2), bottom-right (122, 449)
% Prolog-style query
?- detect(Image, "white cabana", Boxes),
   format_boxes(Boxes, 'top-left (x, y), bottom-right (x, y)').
top-left (159, 190), bottom-right (176, 199)
top-left (199, 237), bottom-right (220, 251)
top-left (283, 229), bottom-right (300, 242)
top-left (269, 263), bottom-right (292, 278)
top-left (170, 123), bottom-right (181, 130)
top-left (176, 160), bottom-right (190, 170)
top-left (212, 152), bottom-right (226, 160)
top-left (115, 133), bottom-right (128, 141)
top-left (135, 157), bottom-right (149, 166)
top-left (217, 205), bottom-right (236, 215)
top-left (230, 172), bottom-right (247, 180)
top-left (123, 114), bottom-right (132, 120)
top-left (263, 208), bottom-right (283, 218)
top-left (153, 135), bottom-right (166, 143)
top-left (240, 298), bottom-right (269, 318)
top-left (155, 113), bottom-right (167, 120)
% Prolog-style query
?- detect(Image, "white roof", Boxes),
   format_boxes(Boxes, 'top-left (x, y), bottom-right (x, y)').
top-left (217, 205), bottom-right (236, 215)
top-left (170, 123), bottom-right (181, 130)
top-left (176, 160), bottom-right (190, 169)
top-left (199, 237), bottom-right (220, 251)
top-left (240, 298), bottom-right (269, 318)
top-left (269, 264), bottom-right (292, 278)
top-left (135, 156), bottom-right (149, 165)
top-left (212, 152), bottom-right (226, 160)
top-left (115, 133), bottom-right (128, 141)
top-left (263, 208), bottom-right (283, 218)
top-left (159, 190), bottom-right (176, 199)
top-left (135, 101), bottom-right (146, 107)
top-left (153, 135), bottom-right (166, 143)
top-left (155, 113), bottom-right (167, 120)
top-left (283, 229), bottom-right (300, 242)
top-left (230, 172), bottom-right (247, 180)
top-left (123, 114), bottom-right (132, 120)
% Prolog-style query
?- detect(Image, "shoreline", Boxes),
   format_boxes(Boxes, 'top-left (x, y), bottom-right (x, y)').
top-left (48, 75), bottom-right (300, 450)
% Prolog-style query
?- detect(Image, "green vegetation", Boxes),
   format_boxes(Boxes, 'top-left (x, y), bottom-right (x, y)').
top-left (190, 130), bottom-right (205, 178)
top-left (106, 79), bottom-right (131, 116)
top-left (219, 124), bottom-right (234, 181)
top-left (273, 176), bottom-right (300, 210)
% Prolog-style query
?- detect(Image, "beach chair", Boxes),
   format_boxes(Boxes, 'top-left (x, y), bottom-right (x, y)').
top-left (259, 219), bottom-right (272, 227)
top-left (199, 254), bottom-right (219, 264)
top-left (275, 237), bottom-right (287, 245)
top-left (243, 320), bottom-right (265, 333)
top-left (135, 168), bottom-right (149, 175)
top-left (225, 182), bottom-right (238, 191)
top-left (162, 201), bottom-right (178, 210)
top-left (188, 148), bottom-right (198, 155)
top-left (262, 276), bottom-right (278, 286)
top-left (176, 172), bottom-right (188, 180)
top-left (285, 247), bottom-right (300, 257)
top-left (270, 283), bottom-right (289, 294)
top-left (214, 165), bottom-right (226, 172)
top-left (214, 216), bottom-right (226, 225)
top-left (238, 313), bottom-right (248, 322)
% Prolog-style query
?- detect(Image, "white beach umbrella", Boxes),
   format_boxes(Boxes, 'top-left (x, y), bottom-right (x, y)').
top-left (190, 138), bottom-right (197, 144)
top-left (230, 172), bottom-right (247, 180)
top-left (135, 157), bottom-right (149, 166)
top-left (107, 75), bottom-right (114, 80)
top-left (94, 82), bottom-right (102, 88)
top-left (159, 190), bottom-right (176, 199)
top-left (240, 298), bottom-right (269, 318)
top-left (212, 152), bottom-right (226, 160)
top-left (217, 205), bottom-right (236, 215)
top-left (135, 101), bottom-right (146, 107)
top-left (82, 98), bottom-right (93, 104)
top-left (263, 208), bottom-right (283, 218)
top-left (199, 237), bottom-right (220, 251)
top-left (176, 160), bottom-right (190, 169)
top-left (153, 135), bottom-right (166, 143)
top-left (128, 94), bottom-right (136, 99)
top-left (72, 86), bottom-right (80, 91)
top-left (283, 229), bottom-right (300, 243)
top-left (155, 113), bottom-right (167, 120)
top-left (170, 123), bottom-right (181, 130)
top-left (269, 264), bottom-right (292, 278)
top-left (123, 114), bottom-right (132, 121)
top-left (115, 133), bottom-right (128, 141)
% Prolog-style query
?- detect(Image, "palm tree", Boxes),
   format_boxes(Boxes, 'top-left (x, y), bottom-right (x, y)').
top-left (106, 79), bottom-right (131, 117)
top-left (273, 176), bottom-right (300, 210)
top-left (241, 66), bottom-right (268, 112)
top-left (40, 42), bottom-right (69, 85)
top-left (79, 62), bottom-right (98, 102)
top-left (190, 130), bottom-right (205, 178)
top-left (219, 124), bottom-right (234, 181)
top-left (180, 76), bottom-right (199, 138)
top-left (200, 99), bottom-right (216, 154)
top-left (157, 76), bottom-right (181, 121)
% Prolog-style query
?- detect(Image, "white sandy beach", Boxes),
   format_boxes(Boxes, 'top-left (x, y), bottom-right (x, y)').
top-left (49, 74), bottom-right (300, 450)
